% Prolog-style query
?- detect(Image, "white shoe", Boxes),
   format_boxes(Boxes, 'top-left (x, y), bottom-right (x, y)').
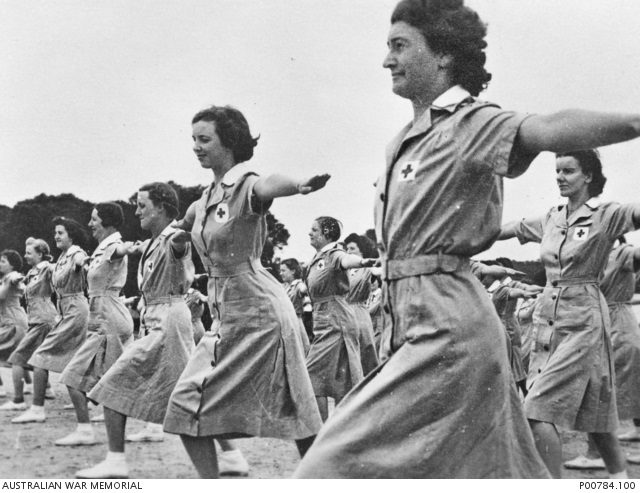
top-left (11, 408), bottom-right (46, 423)
top-left (23, 384), bottom-right (33, 395)
top-left (45, 388), bottom-right (56, 400)
top-left (0, 401), bottom-right (28, 411)
top-left (0, 387), bottom-right (6, 398)
top-left (219, 449), bottom-right (250, 477)
top-left (619, 430), bottom-right (640, 442)
top-left (76, 460), bottom-right (128, 479)
top-left (126, 426), bottom-right (164, 442)
top-left (91, 414), bottom-right (105, 423)
top-left (564, 455), bottom-right (606, 470)
top-left (55, 430), bottom-right (98, 446)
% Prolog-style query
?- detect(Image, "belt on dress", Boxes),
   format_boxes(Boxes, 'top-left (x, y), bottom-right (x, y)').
top-left (58, 292), bottom-right (85, 299)
top-left (143, 295), bottom-right (185, 306)
top-left (383, 253), bottom-right (470, 281)
top-left (547, 277), bottom-right (599, 287)
top-left (88, 287), bottom-right (121, 298)
top-left (203, 259), bottom-right (263, 278)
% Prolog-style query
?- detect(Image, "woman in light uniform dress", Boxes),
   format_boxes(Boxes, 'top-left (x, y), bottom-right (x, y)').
top-left (13, 216), bottom-right (89, 424)
top-left (280, 258), bottom-right (311, 355)
top-left (57, 203), bottom-right (134, 447)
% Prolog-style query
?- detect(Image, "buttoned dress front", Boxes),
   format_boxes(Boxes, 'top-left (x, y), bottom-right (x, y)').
top-left (164, 165), bottom-right (322, 439)
top-left (346, 267), bottom-right (379, 375)
top-left (88, 226), bottom-right (195, 423)
top-left (515, 199), bottom-right (640, 432)
top-left (29, 245), bottom-right (89, 373)
top-left (0, 275), bottom-right (28, 364)
top-left (294, 86), bottom-right (549, 478)
top-left (61, 232), bottom-right (134, 394)
top-left (517, 296), bottom-right (540, 375)
top-left (600, 244), bottom-right (640, 420)
top-left (284, 279), bottom-right (311, 354)
top-left (305, 244), bottom-right (363, 401)
top-left (8, 261), bottom-right (59, 369)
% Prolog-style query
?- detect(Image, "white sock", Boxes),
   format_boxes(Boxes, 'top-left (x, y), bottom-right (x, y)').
top-left (106, 451), bottom-right (126, 464)
top-left (31, 404), bottom-right (45, 414)
top-left (610, 470), bottom-right (628, 479)
top-left (77, 423), bottom-right (93, 433)
top-left (147, 423), bottom-right (163, 431)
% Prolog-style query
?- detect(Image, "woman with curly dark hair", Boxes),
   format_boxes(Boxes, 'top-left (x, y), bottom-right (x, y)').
top-left (295, 0), bottom-right (640, 478)
top-left (13, 217), bottom-right (90, 425)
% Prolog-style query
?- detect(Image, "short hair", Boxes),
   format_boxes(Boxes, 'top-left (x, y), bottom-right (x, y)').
top-left (315, 216), bottom-right (342, 242)
top-left (52, 216), bottom-right (88, 245)
top-left (192, 105), bottom-right (259, 164)
top-left (25, 237), bottom-right (53, 262)
top-left (138, 182), bottom-right (180, 219)
top-left (556, 149), bottom-right (607, 197)
top-left (391, 0), bottom-right (491, 96)
top-left (344, 233), bottom-right (377, 258)
top-left (95, 202), bottom-right (124, 229)
top-left (1, 249), bottom-right (23, 272)
top-left (281, 258), bottom-right (302, 280)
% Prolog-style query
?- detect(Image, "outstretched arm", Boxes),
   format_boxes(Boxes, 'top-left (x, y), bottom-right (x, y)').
top-left (340, 255), bottom-right (377, 270)
top-left (253, 174), bottom-right (331, 203)
top-left (518, 110), bottom-right (640, 155)
top-left (497, 221), bottom-right (520, 241)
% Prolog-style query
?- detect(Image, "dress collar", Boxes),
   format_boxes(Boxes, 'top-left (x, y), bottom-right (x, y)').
top-left (221, 162), bottom-right (253, 186)
top-left (431, 85), bottom-right (472, 112)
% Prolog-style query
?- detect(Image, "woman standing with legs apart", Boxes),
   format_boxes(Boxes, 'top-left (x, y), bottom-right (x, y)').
top-left (56, 203), bottom-right (134, 447)
top-left (500, 150), bottom-right (640, 478)
top-left (162, 105), bottom-right (328, 478)
top-left (2, 240), bottom-right (58, 411)
top-left (14, 217), bottom-right (89, 424)
top-left (295, 0), bottom-right (640, 478)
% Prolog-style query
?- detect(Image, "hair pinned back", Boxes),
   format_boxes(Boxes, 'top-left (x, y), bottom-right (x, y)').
top-left (1, 249), bottom-right (23, 272)
top-left (52, 216), bottom-right (88, 246)
top-left (139, 182), bottom-right (180, 219)
top-left (25, 237), bottom-right (53, 262)
top-left (556, 149), bottom-right (607, 197)
top-left (95, 202), bottom-right (124, 229)
top-left (315, 216), bottom-right (342, 242)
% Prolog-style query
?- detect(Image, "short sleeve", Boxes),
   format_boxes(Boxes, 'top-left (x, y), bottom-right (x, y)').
top-left (458, 104), bottom-right (538, 179)
top-left (603, 202), bottom-right (640, 241)
top-left (245, 175), bottom-right (273, 216)
top-left (514, 215), bottom-right (546, 245)
top-left (327, 249), bottom-right (347, 271)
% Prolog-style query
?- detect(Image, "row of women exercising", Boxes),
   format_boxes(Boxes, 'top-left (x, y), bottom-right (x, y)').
top-left (3, 0), bottom-right (640, 479)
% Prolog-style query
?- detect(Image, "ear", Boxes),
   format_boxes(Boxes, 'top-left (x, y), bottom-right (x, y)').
top-left (437, 53), bottom-right (453, 69)
top-left (584, 172), bottom-right (593, 184)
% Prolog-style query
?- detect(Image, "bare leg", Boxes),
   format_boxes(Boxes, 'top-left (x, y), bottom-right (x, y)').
top-left (67, 386), bottom-right (90, 424)
top-left (529, 419), bottom-right (562, 478)
top-left (591, 432), bottom-right (626, 474)
top-left (11, 366), bottom-right (26, 403)
top-left (180, 435), bottom-right (219, 479)
top-left (32, 367), bottom-right (48, 407)
top-left (316, 396), bottom-right (328, 422)
top-left (104, 407), bottom-right (127, 453)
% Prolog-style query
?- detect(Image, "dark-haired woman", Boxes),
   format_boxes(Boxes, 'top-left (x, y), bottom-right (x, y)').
top-left (13, 217), bottom-right (89, 424)
top-left (56, 203), bottom-right (134, 447)
top-left (295, 0), bottom-right (640, 479)
top-left (2, 239), bottom-right (58, 411)
top-left (305, 218), bottom-right (376, 422)
top-left (162, 104), bottom-right (328, 478)
top-left (280, 258), bottom-right (311, 354)
top-left (77, 183), bottom-right (195, 479)
top-left (0, 250), bottom-right (28, 398)
top-left (344, 233), bottom-right (379, 375)
top-left (499, 150), bottom-right (640, 477)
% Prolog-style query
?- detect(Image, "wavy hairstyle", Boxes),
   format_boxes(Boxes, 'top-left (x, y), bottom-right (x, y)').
top-left (556, 149), bottom-right (607, 197)
top-left (25, 237), bottom-right (54, 262)
top-left (138, 182), bottom-right (180, 219)
top-left (391, 0), bottom-right (491, 96)
top-left (52, 216), bottom-right (88, 245)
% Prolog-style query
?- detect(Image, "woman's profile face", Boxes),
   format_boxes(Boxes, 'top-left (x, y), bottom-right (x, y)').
top-left (135, 191), bottom-right (162, 232)
top-left (280, 264), bottom-right (295, 283)
top-left (556, 156), bottom-right (592, 199)
top-left (192, 120), bottom-right (230, 170)
top-left (24, 245), bottom-right (42, 267)
top-left (0, 255), bottom-right (13, 275)
top-left (88, 208), bottom-right (108, 241)
top-left (309, 221), bottom-right (329, 250)
top-left (346, 242), bottom-right (362, 257)
top-left (54, 225), bottom-right (73, 251)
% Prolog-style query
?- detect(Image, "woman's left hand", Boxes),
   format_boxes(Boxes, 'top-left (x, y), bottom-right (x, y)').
top-left (360, 258), bottom-right (378, 268)
top-left (298, 174), bottom-right (331, 195)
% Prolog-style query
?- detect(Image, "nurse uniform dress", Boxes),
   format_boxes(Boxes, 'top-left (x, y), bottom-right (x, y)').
top-left (305, 243), bottom-right (364, 401)
top-left (29, 245), bottom-right (89, 373)
top-left (8, 261), bottom-right (58, 369)
top-left (346, 267), bottom-right (379, 375)
top-left (294, 86), bottom-right (549, 478)
top-left (284, 279), bottom-right (311, 355)
top-left (515, 198), bottom-right (640, 432)
top-left (0, 274), bottom-right (28, 364)
top-left (600, 244), bottom-right (640, 420)
top-left (88, 225), bottom-right (195, 424)
top-left (164, 164), bottom-right (322, 439)
top-left (61, 232), bottom-right (134, 394)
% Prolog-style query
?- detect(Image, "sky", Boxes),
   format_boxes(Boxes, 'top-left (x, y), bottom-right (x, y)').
top-left (2, 0), bottom-right (640, 262)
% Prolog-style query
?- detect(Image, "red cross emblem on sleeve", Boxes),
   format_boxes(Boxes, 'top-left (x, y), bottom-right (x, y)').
top-left (572, 227), bottom-right (589, 241)
top-left (215, 203), bottom-right (230, 224)
top-left (398, 161), bottom-right (417, 182)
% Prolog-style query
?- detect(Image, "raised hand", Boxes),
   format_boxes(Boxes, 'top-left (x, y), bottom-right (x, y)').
top-left (297, 174), bottom-right (331, 195)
